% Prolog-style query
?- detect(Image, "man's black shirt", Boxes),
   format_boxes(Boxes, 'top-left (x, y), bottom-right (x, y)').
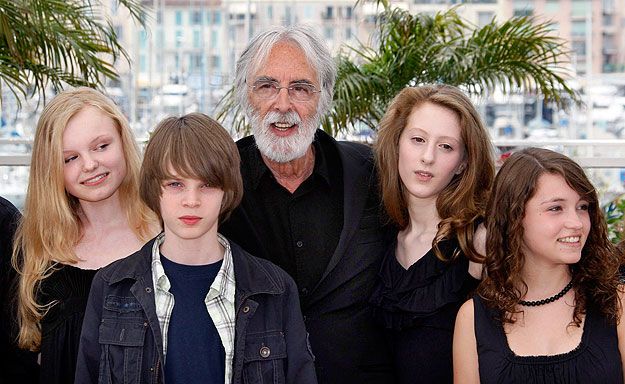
top-left (235, 134), bottom-right (344, 299)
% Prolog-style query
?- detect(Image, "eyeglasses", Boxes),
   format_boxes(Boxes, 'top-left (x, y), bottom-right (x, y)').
top-left (248, 80), bottom-right (321, 102)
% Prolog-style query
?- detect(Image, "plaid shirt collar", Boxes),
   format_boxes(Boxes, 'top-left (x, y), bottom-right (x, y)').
top-left (151, 232), bottom-right (236, 304)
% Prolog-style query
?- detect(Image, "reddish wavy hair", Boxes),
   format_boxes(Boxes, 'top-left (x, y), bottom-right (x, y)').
top-left (376, 84), bottom-right (495, 262)
top-left (479, 147), bottom-right (622, 326)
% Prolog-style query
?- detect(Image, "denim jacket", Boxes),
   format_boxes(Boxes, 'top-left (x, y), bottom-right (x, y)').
top-left (75, 236), bottom-right (317, 384)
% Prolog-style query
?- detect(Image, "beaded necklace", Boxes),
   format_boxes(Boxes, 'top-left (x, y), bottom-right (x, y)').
top-left (518, 280), bottom-right (573, 307)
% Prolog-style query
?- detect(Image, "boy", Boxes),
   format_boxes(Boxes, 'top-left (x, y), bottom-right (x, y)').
top-left (75, 113), bottom-right (316, 384)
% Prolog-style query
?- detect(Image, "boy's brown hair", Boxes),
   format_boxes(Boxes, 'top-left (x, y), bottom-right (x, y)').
top-left (140, 112), bottom-right (243, 223)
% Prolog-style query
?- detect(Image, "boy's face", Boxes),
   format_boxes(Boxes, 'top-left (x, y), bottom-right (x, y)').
top-left (159, 169), bottom-right (224, 245)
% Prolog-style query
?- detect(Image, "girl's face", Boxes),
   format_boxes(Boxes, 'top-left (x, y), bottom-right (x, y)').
top-left (398, 102), bottom-right (466, 205)
top-left (521, 173), bottom-right (591, 269)
top-left (62, 106), bottom-right (127, 205)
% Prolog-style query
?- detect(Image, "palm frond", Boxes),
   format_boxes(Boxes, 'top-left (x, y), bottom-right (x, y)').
top-left (0, 0), bottom-right (147, 107)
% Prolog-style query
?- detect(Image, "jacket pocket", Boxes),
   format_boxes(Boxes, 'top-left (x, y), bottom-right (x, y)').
top-left (98, 319), bottom-right (148, 384)
top-left (242, 331), bottom-right (287, 384)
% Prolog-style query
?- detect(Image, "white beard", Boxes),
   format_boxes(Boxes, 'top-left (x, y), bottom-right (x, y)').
top-left (250, 109), bottom-right (319, 163)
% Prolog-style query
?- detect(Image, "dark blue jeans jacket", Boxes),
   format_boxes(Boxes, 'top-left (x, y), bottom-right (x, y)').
top-left (75, 236), bottom-right (317, 384)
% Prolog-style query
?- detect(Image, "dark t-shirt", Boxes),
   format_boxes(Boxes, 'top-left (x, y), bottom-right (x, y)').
top-left (161, 255), bottom-right (224, 384)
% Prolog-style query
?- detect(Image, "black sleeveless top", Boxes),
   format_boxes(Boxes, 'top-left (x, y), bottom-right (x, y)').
top-left (473, 295), bottom-right (623, 384)
top-left (38, 263), bottom-right (98, 384)
top-left (370, 236), bottom-right (479, 384)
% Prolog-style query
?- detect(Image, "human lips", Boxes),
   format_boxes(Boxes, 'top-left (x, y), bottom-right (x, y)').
top-left (179, 216), bottom-right (201, 225)
top-left (557, 235), bottom-right (582, 245)
top-left (273, 122), bottom-right (296, 130)
top-left (415, 170), bottom-right (433, 181)
top-left (81, 173), bottom-right (108, 186)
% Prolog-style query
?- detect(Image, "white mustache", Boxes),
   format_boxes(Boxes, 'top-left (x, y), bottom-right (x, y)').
top-left (263, 110), bottom-right (301, 126)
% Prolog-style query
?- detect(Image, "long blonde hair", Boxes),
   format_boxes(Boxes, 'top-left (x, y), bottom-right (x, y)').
top-left (12, 87), bottom-right (156, 351)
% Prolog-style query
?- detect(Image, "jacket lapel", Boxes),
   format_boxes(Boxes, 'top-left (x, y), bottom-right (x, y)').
top-left (315, 137), bottom-right (373, 286)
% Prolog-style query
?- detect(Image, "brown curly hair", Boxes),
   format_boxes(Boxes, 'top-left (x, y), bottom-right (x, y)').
top-left (376, 84), bottom-right (495, 262)
top-left (479, 147), bottom-right (621, 326)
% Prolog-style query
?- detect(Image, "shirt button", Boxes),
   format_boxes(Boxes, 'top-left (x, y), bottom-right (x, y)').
top-left (301, 287), bottom-right (309, 295)
top-left (296, 240), bottom-right (303, 248)
top-left (242, 306), bottom-right (250, 313)
top-left (260, 346), bottom-right (271, 358)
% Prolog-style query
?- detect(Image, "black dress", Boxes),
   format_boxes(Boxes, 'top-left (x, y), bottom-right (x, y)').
top-left (38, 263), bottom-right (98, 384)
top-left (0, 196), bottom-right (39, 383)
top-left (473, 295), bottom-right (623, 384)
top-left (370, 236), bottom-right (479, 384)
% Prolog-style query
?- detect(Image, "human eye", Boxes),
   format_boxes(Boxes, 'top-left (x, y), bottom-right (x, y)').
top-left (548, 205), bottom-right (562, 212)
top-left (577, 202), bottom-right (589, 211)
top-left (95, 143), bottom-right (109, 151)
top-left (165, 181), bottom-right (182, 188)
top-left (412, 136), bottom-right (425, 143)
top-left (256, 81), bottom-right (275, 90)
top-left (440, 143), bottom-right (454, 151)
top-left (292, 83), bottom-right (313, 94)
top-left (64, 155), bottom-right (78, 163)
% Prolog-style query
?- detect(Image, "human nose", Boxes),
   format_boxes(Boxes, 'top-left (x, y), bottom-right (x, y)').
top-left (82, 154), bottom-right (99, 172)
top-left (273, 86), bottom-right (293, 112)
top-left (182, 188), bottom-right (200, 207)
top-left (565, 210), bottom-right (584, 229)
top-left (421, 144), bottom-right (435, 164)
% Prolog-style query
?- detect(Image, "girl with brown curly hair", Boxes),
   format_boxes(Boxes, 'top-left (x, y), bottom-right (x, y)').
top-left (370, 84), bottom-right (495, 383)
top-left (453, 147), bottom-right (625, 383)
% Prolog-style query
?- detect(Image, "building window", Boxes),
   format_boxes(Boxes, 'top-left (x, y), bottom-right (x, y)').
top-left (267, 5), bottom-right (273, 19)
top-left (603, 0), bottom-right (615, 13)
top-left (346, 6), bottom-right (353, 19)
top-left (305, 6), bottom-right (312, 19)
top-left (545, 0), bottom-right (559, 13)
top-left (114, 26), bottom-right (123, 39)
top-left (571, 0), bottom-right (590, 18)
top-left (546, 22), bottom-right (559, 33)
top-left (325, 6), bottom-right (333, 20)
top-left (324, 27), bottom-right (334, 39)
top-left (193, 30), bottom-right (201, 48)
top-left (191, 54), bottom-right (203, 72)
top-left (175, 11), bottom-right (183, 26)
top-left (603, 34), bottom-right (614, 50)
top-left (139, 29), bottom-right (147, 49)
top-left (191, 11), bottom-right (202, 25)
top-left (175, 30), bottom-right (183, 47)
top-left (571, 21), bottom-right (586, 36)
top-left (603, 15), bottom-right (613, 26)
top-left (572, 40), bottom-right (586, 56)
top-left (211, 55), bottom-right (221, 71)
top-left (140, 54), bottom-right (147, 73)
top-left (345, 27), bottom-right (352, 40)
top-left (211, 30), bottom-right (218, 48)
top-left (513, 0), bottom-right (533, 17)
top-left (156, 11), bottom-right (162, 24)
top-left (213, 12), bottom-right (222, 25)
top-left (477, 12), bottom-right (493, 27)
top-left (157, 30), bottom-right (164, 46)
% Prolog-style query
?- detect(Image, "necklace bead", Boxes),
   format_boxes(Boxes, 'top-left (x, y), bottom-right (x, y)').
top-left (519, 280), bottom-right (573, 307)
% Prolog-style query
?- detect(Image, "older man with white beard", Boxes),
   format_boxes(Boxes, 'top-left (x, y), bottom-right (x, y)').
top-left (219, 25), bottom-right (393, 384)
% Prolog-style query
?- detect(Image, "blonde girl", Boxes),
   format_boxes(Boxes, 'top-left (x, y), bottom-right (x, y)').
top-left (12, 87), bottom-right (158, 384)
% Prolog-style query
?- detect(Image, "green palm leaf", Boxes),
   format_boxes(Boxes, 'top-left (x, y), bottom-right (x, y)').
top-left (0, 0), bottom-right (146, 107)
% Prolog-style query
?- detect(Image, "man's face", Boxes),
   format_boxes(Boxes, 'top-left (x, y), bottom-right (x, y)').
top-left (247, 42), bottom-right (321, 163)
